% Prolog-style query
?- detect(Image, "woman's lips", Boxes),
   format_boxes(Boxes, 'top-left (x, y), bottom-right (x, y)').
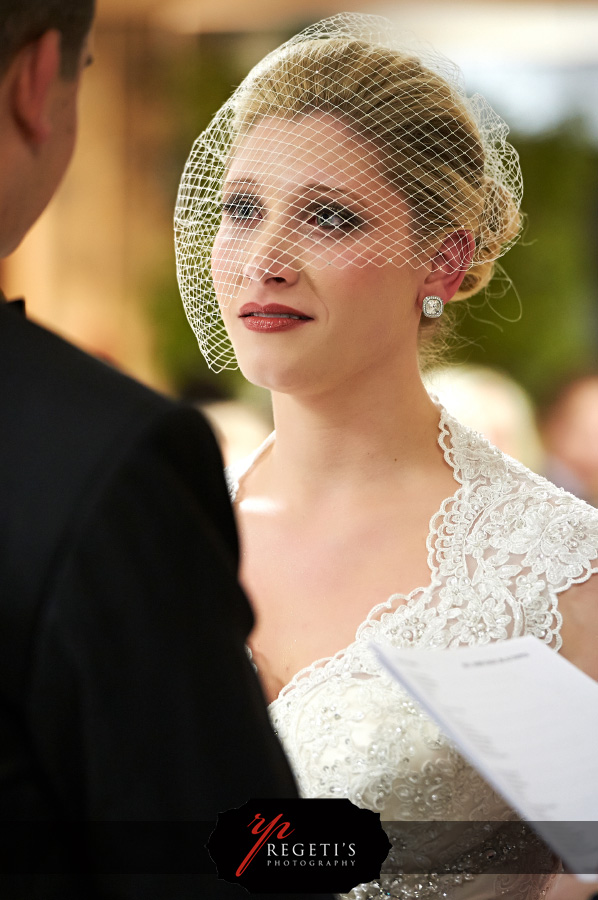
top-left (239, 303), bottom-right (313, 333)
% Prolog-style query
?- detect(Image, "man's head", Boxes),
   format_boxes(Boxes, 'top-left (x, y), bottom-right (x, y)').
top-left (0, 0), bottom-right (95, 258)
top-left (0, 1), bottom-right (95, 79)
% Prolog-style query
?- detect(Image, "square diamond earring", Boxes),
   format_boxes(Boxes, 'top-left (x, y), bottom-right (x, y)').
top-left (422, 295), bottom-right (444, 318)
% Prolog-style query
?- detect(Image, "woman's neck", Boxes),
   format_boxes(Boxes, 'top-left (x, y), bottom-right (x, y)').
top-left (264, 366), bottom-right (443, 503)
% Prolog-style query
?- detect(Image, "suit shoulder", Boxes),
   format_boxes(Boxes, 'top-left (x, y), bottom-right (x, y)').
top-left (0, 309), bottom-right (224, 506)
top-left (0, 311), bottom-right (226, 700)
top-left (0, 307), bottom-right (173, 424)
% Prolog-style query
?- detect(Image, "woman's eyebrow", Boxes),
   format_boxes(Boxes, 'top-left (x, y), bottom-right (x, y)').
top-left (223, 178), bottom-right (367, 203)
top-left (299, 183), bottom-right (367, 205)
top-left (222, 178), bottom-right (261, 192)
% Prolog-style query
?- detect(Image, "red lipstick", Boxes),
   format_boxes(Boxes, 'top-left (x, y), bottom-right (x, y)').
top-left (239, 303), bottom-right (313, 333)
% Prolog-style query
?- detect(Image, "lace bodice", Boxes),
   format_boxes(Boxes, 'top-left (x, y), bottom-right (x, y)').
top-left (226, 406), bottom-right (598, 900)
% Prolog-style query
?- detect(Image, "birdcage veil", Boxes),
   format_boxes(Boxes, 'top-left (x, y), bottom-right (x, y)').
top-left (175, 12), bottom-right (523, 372)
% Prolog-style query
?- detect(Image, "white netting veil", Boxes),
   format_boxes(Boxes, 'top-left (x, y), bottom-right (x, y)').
top-left (175, 13), bottom-right (523, 372)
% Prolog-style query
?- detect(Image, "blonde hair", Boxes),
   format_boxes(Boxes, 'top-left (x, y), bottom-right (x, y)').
top-left (233, 37), bottom-right (522, 301)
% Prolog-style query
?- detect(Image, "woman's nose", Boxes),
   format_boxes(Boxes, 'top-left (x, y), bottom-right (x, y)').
top-left (243, 258), bottom-right (300, 285)
top-left (242, 227), bottom-right (300, 286)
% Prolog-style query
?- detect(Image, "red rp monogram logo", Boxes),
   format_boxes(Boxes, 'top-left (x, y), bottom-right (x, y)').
top-left (236, 813), bottom-right (295, 876)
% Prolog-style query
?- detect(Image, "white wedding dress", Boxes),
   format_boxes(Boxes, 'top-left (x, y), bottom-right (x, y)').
top-left (226, 403), bottom-right (598, 900)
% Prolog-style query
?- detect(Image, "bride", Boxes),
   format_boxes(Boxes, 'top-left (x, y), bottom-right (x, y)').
top-left (175, 14), bottom-right (598, 899)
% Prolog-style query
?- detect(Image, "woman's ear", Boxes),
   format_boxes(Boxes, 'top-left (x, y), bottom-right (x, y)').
top-left (10, 30), bottom-right (62, 145)
top-left (420, 230), bottom-right (476, 304)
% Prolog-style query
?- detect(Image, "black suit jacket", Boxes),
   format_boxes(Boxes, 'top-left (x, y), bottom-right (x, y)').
top-left (0, 302), bottom-right (325, 899)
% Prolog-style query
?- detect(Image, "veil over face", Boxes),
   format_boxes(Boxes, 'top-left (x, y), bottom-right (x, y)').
top-left (212, 112), bottom-right (415, 296)
top-left (175, 13), bottom-right (523, 372)
top-left (216, 113), bottom-right (429, 396)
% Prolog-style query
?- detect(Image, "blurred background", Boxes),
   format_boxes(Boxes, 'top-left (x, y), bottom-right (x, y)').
top-left (2, 0), bottom-right (597, 497)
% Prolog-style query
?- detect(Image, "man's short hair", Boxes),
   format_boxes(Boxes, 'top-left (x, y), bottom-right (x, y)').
top-left (0, 0), bottom-right (95, 79)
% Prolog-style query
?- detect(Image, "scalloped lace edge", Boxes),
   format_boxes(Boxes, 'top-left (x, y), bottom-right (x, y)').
top-left (226, 402), bottom-right (593, 709)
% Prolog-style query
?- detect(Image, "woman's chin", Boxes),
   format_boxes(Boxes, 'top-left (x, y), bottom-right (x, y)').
top-left (236, 353), bottom-right (315, 395)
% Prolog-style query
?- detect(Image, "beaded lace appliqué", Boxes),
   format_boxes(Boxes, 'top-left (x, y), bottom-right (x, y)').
top-left (226, 406), bottom-right (598, 900)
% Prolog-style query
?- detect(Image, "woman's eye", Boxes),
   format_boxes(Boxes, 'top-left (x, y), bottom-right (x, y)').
top-left (310, 205), bottom-right (363, 232)
top-left (221, 196), bottom-right (262, 222)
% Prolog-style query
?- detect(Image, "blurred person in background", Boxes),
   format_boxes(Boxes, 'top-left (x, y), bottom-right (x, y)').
top-left (176, 14), bottom-right (598, 899)
top-left (540, 374), bottom-right (598, 506)
top-left (0, 2), bottom-right (310, 898)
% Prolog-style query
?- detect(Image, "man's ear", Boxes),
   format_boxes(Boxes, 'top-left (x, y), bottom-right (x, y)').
top-left (10, 30), bottom-right (62, 145)
top-left (419, 230), bottom-right (475, 304)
